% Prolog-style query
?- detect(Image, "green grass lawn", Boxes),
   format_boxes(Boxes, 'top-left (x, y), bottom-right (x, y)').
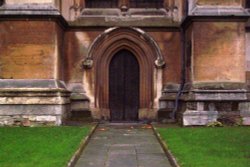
top-left (156, 127), bottom-right (250, 167)
top-left (0, 126), bottom-right (91, 167)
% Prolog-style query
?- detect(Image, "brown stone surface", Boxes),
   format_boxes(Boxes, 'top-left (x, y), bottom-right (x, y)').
top-left (0, 44), bottom-right (54, 79)
top-left (0, 21), bottom-right (62, 79)
top-left (148, 31), bottom-right (181, 84)
top-left (63, 28), bottom-right (181, 119)
top-left (56, 23), bottom-right (65, 80)
top-left (193, 22), bottom-right (245, 83)
top-left (246, 72), bottom-right (250, 84)
top-left (61, 0), bottom-right (184, 22)
top-left (65, 30), bottom-right (181, 84)
top-left (185, 25), bottom-right (194, 84)
top-left (196, 0), bottom-right (242, 6)
top-left (6, 0), bottom-right (54, 4)
top-left (64, 30), bottom-right (101, 83)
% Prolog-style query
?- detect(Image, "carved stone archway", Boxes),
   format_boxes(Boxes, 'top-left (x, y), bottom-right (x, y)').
top-left (83, 27), bottom-right (165, 120)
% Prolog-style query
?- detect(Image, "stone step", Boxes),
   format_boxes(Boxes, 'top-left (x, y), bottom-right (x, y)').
top-left (158, 109), bottom-right (174, 119)
top-left (71, 109), bottom-right (92, 118)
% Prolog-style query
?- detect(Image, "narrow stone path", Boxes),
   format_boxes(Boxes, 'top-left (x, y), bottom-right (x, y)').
top-left (75, 124), bottom-right (172, 167)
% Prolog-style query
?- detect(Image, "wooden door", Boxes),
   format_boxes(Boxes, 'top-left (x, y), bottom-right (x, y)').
top-left (109, 50), bottom-right (139, 121)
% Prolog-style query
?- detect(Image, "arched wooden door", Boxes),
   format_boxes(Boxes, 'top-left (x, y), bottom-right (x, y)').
top-left (109, 50), bottom-right (139, 121)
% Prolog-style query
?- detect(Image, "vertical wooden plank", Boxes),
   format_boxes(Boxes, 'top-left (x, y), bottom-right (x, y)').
top-left (109, 50), bottom-right (139, 121)
top-left (109, 51), bottom-right (125, 121)
top-left (124, 51), bottom-right (139, 121)
top-left (247, 0), bottom-right (250, 8)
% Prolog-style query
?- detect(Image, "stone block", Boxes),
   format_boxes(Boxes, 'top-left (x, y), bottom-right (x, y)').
top-left (0, 104), bottom-right (68, 115)
top-left (194, 92), bottom-right (247, 101)
top-left (71, 101), bottom-right (89, 111)
top-left (239, 102), bottom-right (250, 125)
top-left (0, 97), bottom-right (70, 105)
top-left (242, 117), bottom-right (250, 125)
top-left (0, 116), bottom-right (15, 126)
top-left (25, 115), bottom-right (57, 122)
top-left (0, 79), bottom-right (67, 90)
top-left (186, 102), bottom-right (197, 110)
top-left (139, 108), bottom-right (157, 120)
top-left (0, 104), bottom-right (69, 126)
top-left (159, 101), bottom-right (174, 110)
top-left (183, 110), bottom-right (218, 126)
top-left (158, 109), bottom-right (172, 120)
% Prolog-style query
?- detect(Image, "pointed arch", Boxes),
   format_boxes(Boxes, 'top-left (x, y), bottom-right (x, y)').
top-left (83, 27), bottom-right (165, 119)
top-left (83, 27), bottom-right (165, 69)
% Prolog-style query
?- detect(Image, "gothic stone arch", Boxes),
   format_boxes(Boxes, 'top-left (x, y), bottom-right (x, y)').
top-left (83, 27), bottom-right (165, 120)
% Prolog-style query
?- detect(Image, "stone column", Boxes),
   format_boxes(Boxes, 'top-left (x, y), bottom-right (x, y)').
top-left (182, 21), bottom-right (248, 126)
top-left (0, 2), bottom-right (70, 126)
top-left (180, 0), bottom-right (249, 125)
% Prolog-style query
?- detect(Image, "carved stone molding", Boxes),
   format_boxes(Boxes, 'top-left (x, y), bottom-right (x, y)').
top-left (83, 27), bottom-right (165, 111)
top-left (83, 27), bottom-right (165, 69)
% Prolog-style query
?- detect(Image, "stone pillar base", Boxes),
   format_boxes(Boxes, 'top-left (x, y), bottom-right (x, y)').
top-left (239, 102), bottom-right (250, 125)
top-left (0, 105), bottom-right (70, 126)
top-left (183, 110), bottom-right (218, 126)
top-left (0, 79), bottom-right (70, 126)
top-left (139, 108), bottom-right (157, 121)
top-left (70, 93), bottom-right (91, 119)
top-left (180, 87), bottom-right (248, 126)
top-left (158, 83), bottom-right (179, 121)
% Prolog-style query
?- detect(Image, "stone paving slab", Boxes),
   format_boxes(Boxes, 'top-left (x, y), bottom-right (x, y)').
top-left (74, 124), bottom-right (172, 167)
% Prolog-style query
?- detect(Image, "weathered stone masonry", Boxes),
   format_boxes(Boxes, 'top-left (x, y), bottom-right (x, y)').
top-left (0, 0), bottom-right (250, 126)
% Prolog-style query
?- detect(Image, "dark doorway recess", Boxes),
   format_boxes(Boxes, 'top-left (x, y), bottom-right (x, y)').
top-left (247, 1), bottom-right (250, 8)
top-left (109, 49), bottom-right (140, 121)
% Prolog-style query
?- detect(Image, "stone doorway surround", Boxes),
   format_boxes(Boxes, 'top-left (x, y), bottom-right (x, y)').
top-left (82, 27), bottom-right (166, 121)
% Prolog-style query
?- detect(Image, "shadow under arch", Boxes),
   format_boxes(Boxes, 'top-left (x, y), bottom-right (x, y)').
top-left (83, 27), bottom-right (165, 119)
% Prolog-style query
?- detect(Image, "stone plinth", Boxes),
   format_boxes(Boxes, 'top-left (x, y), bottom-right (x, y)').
top-left (158, 83), bottom-right (180, 121)
top-left (183, 110), bottom-right (218, 126)
top-left (180, 87), bottom-right (249, 126)
top-left (239, 102), bottom-right (250, 125)
top-left (0, 79), bottom-right (70, 126)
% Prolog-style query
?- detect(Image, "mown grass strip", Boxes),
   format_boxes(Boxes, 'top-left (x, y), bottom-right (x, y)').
top-left (0, 126), bottom-right (91, 167)
top-left (156, 127), bottom-right (250, 167)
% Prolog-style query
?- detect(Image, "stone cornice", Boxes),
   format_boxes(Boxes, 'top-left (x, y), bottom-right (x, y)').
top-left (181, 15), bottom-right (249, 30)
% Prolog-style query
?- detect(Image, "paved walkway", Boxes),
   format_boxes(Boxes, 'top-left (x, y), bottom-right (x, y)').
top-left (75, 124), bottom-right (172, 167)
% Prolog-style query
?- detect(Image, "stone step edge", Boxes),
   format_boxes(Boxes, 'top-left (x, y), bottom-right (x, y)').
top-left (152, 126), bottom-right (180, 167)
top-left (67, 123), bottom-right (99, 167)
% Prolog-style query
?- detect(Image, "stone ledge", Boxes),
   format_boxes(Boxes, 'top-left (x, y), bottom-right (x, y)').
top-left (0, 88), bottom-right (69, 93)
top-left (0, 79), bottom-right (67, 89)
top-left (69, 17), bottom-right (179, 27)
top-left (0, 80), bottom-right (71, 97)
top-left (190, 6), bottom-right (248, 16)
top-left (0, 97), bottom-right (70, 105)
top-left (0, 104), bottom-right (70, 126)
top-left (70, 93), bottom-right (89, 101)
top-left (190, 91), bottom-right (248, 101)
top-left (0, 3), bottom-right (60, 15)
top-left (0, 115), bottom-right (63, 126)
top-left (191, 82), bottom-right (247, 90)
top-left (242, 117), bottom-right (250, 125)
top-left (183, 110), bottom-right (218, 126)
top-left (81, 8), bottom-right (169, 17)
top-left (0, 104), bottom-right (69, 115)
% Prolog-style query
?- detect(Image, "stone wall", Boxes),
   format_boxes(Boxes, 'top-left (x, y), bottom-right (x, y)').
top-left (0, 16), bottom-right (69, 125)
top-left (0, 0), bottom-right (250, 125)
top-left (180, 20), bottom-right (249, 126)
top-left (0, 80), bottom-right (70, 126)
top-left (196, 0), bottom-right (243, 6)
top-left (193, 22), bottom-right (245, 83)
top-left (0, 21), bottom-right (60, 79)
top-left (65, 29), bottom-right (181, 120)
